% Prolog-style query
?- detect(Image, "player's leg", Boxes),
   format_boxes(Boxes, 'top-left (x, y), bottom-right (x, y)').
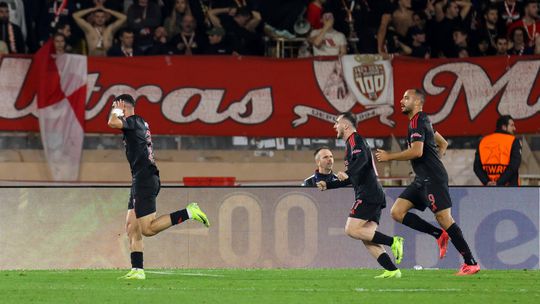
top-left (138, 202), bottom-right (210, 237)
top-left (434, 208), bottom-right (480, 275)
top-left (134, 177), bottom-right (210, 237)
top-left (346, 200), bottom-right (404, 264)
top-left (120, 209), bottom-right (146, 280)
top-left (358, 222), bottom-right (401, 278)
top-left (392, 194), bottom-right (444, 240)
top-left (119, 190), bottom-right (145, 279)
top-left (345, 217), bottom-right (401, 260)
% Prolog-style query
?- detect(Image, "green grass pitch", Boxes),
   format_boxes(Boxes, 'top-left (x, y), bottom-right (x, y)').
top-left (1, 269), bottom-right (539, 303)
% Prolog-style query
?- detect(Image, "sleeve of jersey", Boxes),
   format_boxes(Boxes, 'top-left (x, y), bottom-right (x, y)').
top-left (326, 179), bottom-right (351, 189)
top-left (409, 120), bottom-right (426, 143)
top-left (121, 116), bottom-right (136, 130)
top-left (344, 134), bottom-right (369, 185)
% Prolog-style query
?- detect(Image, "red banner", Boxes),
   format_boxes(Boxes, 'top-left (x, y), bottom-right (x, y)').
top-left (1, 55), bottom-right (539, 137)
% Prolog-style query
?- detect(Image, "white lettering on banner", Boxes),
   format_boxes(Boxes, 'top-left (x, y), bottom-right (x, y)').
top-left (0, 58), bottom-right (36, 118)
top-left (293, 104), bottom-right (394, 127)
top-left (161, 87), bottom-right (273, 124)
top-left (86, 82), bottom-right (163, 119)
top-left (424, 61), bottom-right (540, 124)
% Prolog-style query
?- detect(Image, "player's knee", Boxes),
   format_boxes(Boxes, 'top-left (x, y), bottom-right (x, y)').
top-left (141, 227), bottom-right (156, 237)
top-left (390, 207), bottom-right (404, 222)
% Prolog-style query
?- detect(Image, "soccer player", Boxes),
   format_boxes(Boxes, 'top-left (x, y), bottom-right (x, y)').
top-left (108, 94), bottom-right (210, 280)
top-left (375, 89), bottom-right (480, 275)
top-left (317, 112), bottom-right (404, 279)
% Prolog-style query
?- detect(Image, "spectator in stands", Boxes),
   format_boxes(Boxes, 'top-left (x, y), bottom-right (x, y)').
top-left (391, 0), bottom-right (415, 42)
top-left (507, 0), bottom-right (540, 48)
top-left (308, 12), bottom-right (347, 56)
top-left (0, 1), bottom-right (24, 53)
top-left (431, 0), bottom-right (472, 58)
top-left (170, 14), bottom-right (205, 54)
top-left (73, 2), bottom-right (127, 56)
top-left (37, 0), bottom-right (78, 47)
top-left (52, 32), bottom-right (66, 55)
top-left (107, 28), bottom-right (143, 57)
top-left (146, 26), bottom-right (176, 55)
top-left (450, 27), bottom-right (471, 58)
top-left (306, 0), bottom-right (325, 30)
top-left (208, 6), bottom-right (264, 55)
top-left (497, 0), bottom-right (522, 31)
top-left (164, 0), bottom-right (189, 40)
top-left (54, 21), bottom-right (77, 53)
top-left (2, 0), bottom-right (26, 41)
top-left (494, 35), bottom-right (509, 55)
top-left (474, 115), bottom-right (521, 186)
top-left (474, 37), bottom-right (490, 57)
top-left (401, 26), bottom-right (430, 58)
top-left (302, 147), bottom-right (339, 187)
top-left (508, 26), bottom-right (534, 55)
top-left (475, 5), bottom-right (499, 53)
top-left (127, 0), bottom-right (162, 52)
top-left (203, 26), bottom-right (233, 55)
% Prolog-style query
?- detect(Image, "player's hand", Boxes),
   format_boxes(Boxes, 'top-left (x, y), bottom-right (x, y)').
top-left (316, 181), bottom-right (327, 191)
top-left (337, 171), bottom-right (348, 181)
top-left (375, 149), bottom-right (390, 162)
top-left (112, 99), bottom-right (125, 110)
top-left (487, 181), bottom-right (496, 186)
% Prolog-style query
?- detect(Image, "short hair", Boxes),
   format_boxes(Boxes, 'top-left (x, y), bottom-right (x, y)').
top-left (411, 88), bottom-right (426, 104)
top-left (495, 35), bottom-right (508, 42)
top-left (0, 2), bottom-right (8, 9)
top-left (118, 28), bottom-right (134, 37)
top-left (496, 115), bottom-right (513, 131)
top-left (53, 32), bottom-right (66, 40)
top-left (442, 0), bottom-right (455, 13)
top-left (339, 112), bottom-right (357, 128)
top-left (114, 94), bottom-right (136, 106)
top-left (484, 4), bottom-right (498, 14)
top-left (314, 146), bottom-right (331, 159)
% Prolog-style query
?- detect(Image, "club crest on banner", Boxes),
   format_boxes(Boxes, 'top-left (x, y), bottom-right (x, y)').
top-left (293, 54), bottom-right (395, 128)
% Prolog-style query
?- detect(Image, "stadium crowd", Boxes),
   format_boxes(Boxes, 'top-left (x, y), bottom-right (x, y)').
top-left (0, 0), bottom-right (539, 57)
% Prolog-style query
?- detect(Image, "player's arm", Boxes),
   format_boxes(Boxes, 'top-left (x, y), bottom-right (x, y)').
top-left (317, 178), bottom-right (351, 191)
top-left (434, 131), bottom-right (448, 157)
top-left (496, 138), bottom-right (522, 186)
top-left (107, 101), bottom-right (125, 129)
top-left (376, 141), bottom-right (423, 162)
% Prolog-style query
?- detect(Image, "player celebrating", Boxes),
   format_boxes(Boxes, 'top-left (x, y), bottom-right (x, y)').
top-left (375, 89), bottom-right (480, 275)
top-left (317, 112), bottom-right (404, 279)
top-left (108, 94), bottom-right (210, 280)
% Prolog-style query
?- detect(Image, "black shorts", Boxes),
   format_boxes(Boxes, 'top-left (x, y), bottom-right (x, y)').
top-left (128, 174), bottom-right (161, 218)
top-left (348, 197), bottom-right (385, 224)
top-left (399, 178), bottom-right (452, 213)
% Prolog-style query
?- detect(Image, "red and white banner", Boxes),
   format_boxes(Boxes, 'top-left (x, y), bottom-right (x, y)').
top-left (33, 41), bottom-right (87, 181)
top-left (0, 55), bottom-right (539, 137)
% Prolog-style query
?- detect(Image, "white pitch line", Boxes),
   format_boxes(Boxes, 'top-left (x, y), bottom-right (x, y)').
top-left (355, 288), bottom-right (461, 293)
top-left (145, 271), bottom-right (224, 277)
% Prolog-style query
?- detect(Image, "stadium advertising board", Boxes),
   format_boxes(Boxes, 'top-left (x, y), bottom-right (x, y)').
top-left (0, 187), bottom-right (537, 270)
top-left (0, 55), bottom-right (539, 137)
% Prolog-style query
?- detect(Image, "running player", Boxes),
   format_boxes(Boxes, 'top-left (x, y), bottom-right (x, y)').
top-left (375, 89), bottom-right (480, 275)
top-left (317, 112), bottom-right (404, 279)
top-left (108, 94), bottom-right (210, 280)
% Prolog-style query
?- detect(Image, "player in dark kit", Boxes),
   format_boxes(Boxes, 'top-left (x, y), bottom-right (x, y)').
top-left (108, 94), bottom-right (210, 280)
top-left (317, 112), bottom-right (404, 279)
top-left (376, 89), bottom-right (480, 275)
